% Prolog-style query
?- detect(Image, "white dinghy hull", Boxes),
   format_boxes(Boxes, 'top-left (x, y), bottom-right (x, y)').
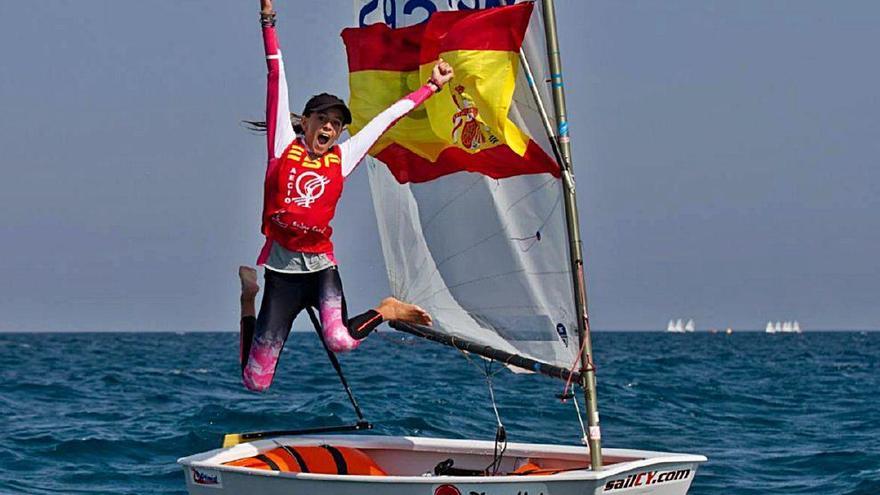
top-left (179, 435), bottom-right (706, 495)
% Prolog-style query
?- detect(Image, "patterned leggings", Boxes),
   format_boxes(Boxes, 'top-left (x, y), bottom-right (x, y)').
top-left (240, 267), bottom-right (382, 392)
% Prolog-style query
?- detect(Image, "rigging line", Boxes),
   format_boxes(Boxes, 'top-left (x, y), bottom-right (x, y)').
top-left (561, 329), bottom-right (594, 398)
top-left (457, 350), bottom-right (503, 424)
top-left (483, 361), bottom-right (504, 426)
top-left (458, 349), bottom-right (508, 476)
top-left (483, 359), bottom-right (507, 476)
top-left (570, 386), bottom-right (590, 446)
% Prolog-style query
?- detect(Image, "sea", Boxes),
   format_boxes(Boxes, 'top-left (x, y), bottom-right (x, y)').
top-left (0, 330), bottom-right (877, 495)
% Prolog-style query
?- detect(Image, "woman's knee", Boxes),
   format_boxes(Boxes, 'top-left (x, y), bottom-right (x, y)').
top-left (323, 320), bottom-right (360, 353)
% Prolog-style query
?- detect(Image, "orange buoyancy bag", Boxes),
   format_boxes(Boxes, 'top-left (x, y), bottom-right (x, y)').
top-left (262, 138), bottom-right (345, 254)
top-left (511, 461), bottom-right (591, 476)
top-left (225, 445), bottom-right (387, 476)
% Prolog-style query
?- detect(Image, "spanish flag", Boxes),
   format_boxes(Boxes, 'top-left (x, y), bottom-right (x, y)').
top-left (341, 2), bottom-right (559, 184)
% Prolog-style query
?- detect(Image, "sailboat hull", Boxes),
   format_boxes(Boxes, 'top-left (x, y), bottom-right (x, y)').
top-left (179, 435), bottom-right (706, 495)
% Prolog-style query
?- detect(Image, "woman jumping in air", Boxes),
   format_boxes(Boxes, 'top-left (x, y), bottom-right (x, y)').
top-left (238, 0), bottom-right (454, 392)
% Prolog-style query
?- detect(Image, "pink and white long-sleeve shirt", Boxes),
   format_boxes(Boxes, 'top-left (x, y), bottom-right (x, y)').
top-left (257, 24), bottom-right (436, 271)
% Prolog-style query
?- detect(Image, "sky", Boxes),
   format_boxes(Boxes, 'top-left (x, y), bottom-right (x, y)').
top-left (1, 1), bottom-right (877, 332)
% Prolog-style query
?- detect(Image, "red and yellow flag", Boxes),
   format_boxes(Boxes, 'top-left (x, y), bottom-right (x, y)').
top-left (341, 2), bottom-right (559, 183)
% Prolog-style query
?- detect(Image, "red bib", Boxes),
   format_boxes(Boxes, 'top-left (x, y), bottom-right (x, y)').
top-left (262, 138), bottom-right (344, 254)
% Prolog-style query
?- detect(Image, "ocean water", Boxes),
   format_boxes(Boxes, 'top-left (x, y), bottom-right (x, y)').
top-left (0, 330), bottom-right (877, 495)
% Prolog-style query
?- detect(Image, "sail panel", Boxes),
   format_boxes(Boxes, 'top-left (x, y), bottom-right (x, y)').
top-left (356, 0), bottom-right (578, 371)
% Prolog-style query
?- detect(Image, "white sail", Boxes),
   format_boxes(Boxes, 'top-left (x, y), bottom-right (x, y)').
top-left (685, 319), bottom-right (695, 332)
top-left (793, 321), bottom-right (801, 333)
top-left (766, 321), bottom-right (775, 333)
top-left (359, 0), bottom-right (578, 371)
top-left (667, 318), bottom-right (683, 333)
top-left (775, 321), bottom-right (782, 332)
top-left (782, 321), bottom-right (792, 332)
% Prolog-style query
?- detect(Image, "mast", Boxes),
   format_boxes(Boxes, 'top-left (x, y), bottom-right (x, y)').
top-left (541, 0), bottom-right (603, 470)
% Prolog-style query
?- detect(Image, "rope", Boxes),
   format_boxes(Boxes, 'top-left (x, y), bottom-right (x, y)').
top-left (458, 350), bottom-right (507, 476)
top-left (561, 330), bottom-right (593, 398)
top-left (484, 362), bottom-right (504, 429)
top-left (570, 386), bottom-right (589, 446)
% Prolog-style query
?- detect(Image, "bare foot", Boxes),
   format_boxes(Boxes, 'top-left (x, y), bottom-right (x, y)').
top-left (239, 266), bottom-right (259, 299)
top-left (377, 297), bottom-right (432, 326)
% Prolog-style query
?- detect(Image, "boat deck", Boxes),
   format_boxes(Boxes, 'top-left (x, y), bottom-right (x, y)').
top-left (180, 434), bottom-right (706, 480)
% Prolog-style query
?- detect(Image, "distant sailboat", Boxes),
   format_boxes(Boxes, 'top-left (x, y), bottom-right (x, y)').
top-left (667, 318), bottom-right (693, 333)
top-left (767, 320), bottom-right (802, 334)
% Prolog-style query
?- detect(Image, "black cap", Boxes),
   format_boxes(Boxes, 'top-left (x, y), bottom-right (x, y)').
top-left (302, 93), bottom-right (352, 126)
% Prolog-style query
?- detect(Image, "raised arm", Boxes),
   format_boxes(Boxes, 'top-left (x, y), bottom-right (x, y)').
top-left (340, 59), bottom-right (454, 177)
top-left (261, 0), bottom-right (295, 161)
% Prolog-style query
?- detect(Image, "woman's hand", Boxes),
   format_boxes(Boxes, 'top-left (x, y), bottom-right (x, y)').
top-left (429, 58), bottom-right (455, 90)
top-left (260, 0), bottom-right (273, 15)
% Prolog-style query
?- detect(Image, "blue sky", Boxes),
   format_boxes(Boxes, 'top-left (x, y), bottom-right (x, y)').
top-left (1, 1), bottom-right (877, 331)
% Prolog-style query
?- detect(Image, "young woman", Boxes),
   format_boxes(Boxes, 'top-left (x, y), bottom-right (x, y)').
top-left (238, 0), bottom-right (454, 392)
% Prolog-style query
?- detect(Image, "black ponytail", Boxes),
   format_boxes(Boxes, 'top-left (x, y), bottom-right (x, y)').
top-left (241, 113), bottom-right (303, 134)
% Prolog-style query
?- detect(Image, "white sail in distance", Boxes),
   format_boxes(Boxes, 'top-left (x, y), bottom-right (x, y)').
top-left (355, 1), bottom-right (579, 371)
